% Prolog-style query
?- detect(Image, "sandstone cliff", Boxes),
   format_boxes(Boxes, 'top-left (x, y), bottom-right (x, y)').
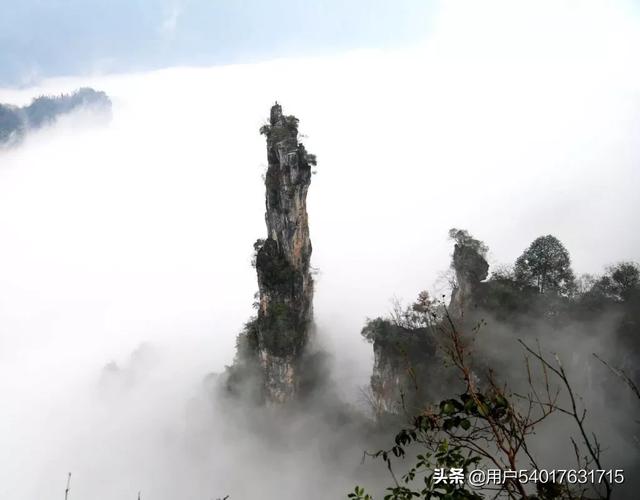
top-left (228, 103), bottom-right (317, 404)
top-left (363, 317), bottom-right (437, 416)
top-left (448, 229), bottom-right (489, 318)
top-left (363, 230), bottom-right (489, 417)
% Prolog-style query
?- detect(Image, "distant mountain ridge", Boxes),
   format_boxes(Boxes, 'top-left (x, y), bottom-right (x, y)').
top-left (0, 87), bottom-right (111, 146)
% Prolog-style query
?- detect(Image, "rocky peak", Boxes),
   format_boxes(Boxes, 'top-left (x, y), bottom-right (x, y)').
top-left (453, 243), bottom-right (489, 284)
top-left (229, 103), bottom-right (316, 404)
top-left (448, 229), bottom-right (489, 317)
top-left (260, 103), bottom-right (313, 276)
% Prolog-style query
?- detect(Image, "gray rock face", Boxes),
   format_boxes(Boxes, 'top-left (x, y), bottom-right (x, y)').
top-left (230, 103), bottom-right (316, 404)
top-left (370, 341), bottom-right (402, 415)
top-left (362, 291), bottom-right (440, 415)
top-left (449, 243), bottom-right (489, 318)
top-left (365, 320), bottom-right (436, 416)
top-left (364, 234), bottom-right (489, 417)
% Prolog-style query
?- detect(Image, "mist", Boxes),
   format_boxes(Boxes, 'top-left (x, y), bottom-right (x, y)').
top-left (1, 1), bottom-right (639, 498)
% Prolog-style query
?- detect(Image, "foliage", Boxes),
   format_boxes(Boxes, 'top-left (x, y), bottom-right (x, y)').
top-left (299, 142), bottom-right (317, 166)
top-left (255, 238), bottom-right (296, 289)
top-left (259, 123), bottom-right (271, 135)
top-left (0, 104), bottom-right (24, 144)
top-left (25, 87), bottom-right (111, 127)
top-left (350, 436), bottom-right (482, 500)
top-left (257, 302), bottom-right (309, 357)
top-left (361, 293), bottom-right (443, 416)
top-left (283, 114), bottom-right (299, 132)
top-left (514, 235), bottom-right (575, 295)
top-left (0, 87), bottom-right (111, 146)
top-left (234, 318), bottom-right (260, 361)
top-left (590, 262), bottom-right (639, 302)
top-left (478, 247), bottom-right (639, 329)
top-left (353, 307), bottom-right (619, 500)
top-left (251, 238), bottom-right (266, 268)
top-left (389, 292), bottom-right (439, 330)
top-left (260, 114), bottom-right (299, 140)
top-left (361, 293), bottom-right (438, 348)
top-left (448, 229), bottom-right (488, 258)
top-left (355, 230), bottom-right (639, 499)
top-left (489, 265), bottom-right (515, 282)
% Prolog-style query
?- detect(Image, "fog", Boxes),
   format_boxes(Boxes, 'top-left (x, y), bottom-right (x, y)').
top-left (1, 1), bottom-right (639, 498)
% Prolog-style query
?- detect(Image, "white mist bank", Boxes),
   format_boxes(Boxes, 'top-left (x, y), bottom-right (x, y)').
top-left (0, 1), bottom-right (639, 498)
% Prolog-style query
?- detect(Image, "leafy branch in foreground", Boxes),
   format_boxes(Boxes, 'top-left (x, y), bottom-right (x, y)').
top-left (351, 307), bottom-right (619, 500)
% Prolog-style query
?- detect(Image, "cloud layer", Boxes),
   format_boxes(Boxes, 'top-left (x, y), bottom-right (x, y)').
top-left (0, 1), bottom-right (639, 498)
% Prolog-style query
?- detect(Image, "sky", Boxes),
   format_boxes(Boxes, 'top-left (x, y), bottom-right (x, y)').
top-left (0, 0), bottom-right (435, 85)
top-left (1, 1), bottom-right (640, 499)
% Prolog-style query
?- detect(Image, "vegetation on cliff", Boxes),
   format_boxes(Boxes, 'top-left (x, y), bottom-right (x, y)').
top-left (217, 106), bottom-right (637, 498)
top-left (354, 230), bottom-right (639, 499)
top-left (227, 102), bottom-right (317, 404)
top-left (0, 87), bottom-right (111, 147)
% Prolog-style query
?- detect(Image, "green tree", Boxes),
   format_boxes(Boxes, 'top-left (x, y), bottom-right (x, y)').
top-left (592, 262), bottom-right (640, 302)
top-left (0, 104), bottom-right (24, 144)
top-left (514, 235), bottom-right (575, 295)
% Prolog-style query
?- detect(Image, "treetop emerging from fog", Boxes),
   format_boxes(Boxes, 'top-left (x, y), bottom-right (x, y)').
top-left (514, 235), bottom-right (575, 295)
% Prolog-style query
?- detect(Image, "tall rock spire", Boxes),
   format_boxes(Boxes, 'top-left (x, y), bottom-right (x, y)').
top-left (448, 229), bottom-right (489, 318)
top-left (260, 102), bottom-right (314, 283)
top-left (229, 103), bottom-right (316, 404)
